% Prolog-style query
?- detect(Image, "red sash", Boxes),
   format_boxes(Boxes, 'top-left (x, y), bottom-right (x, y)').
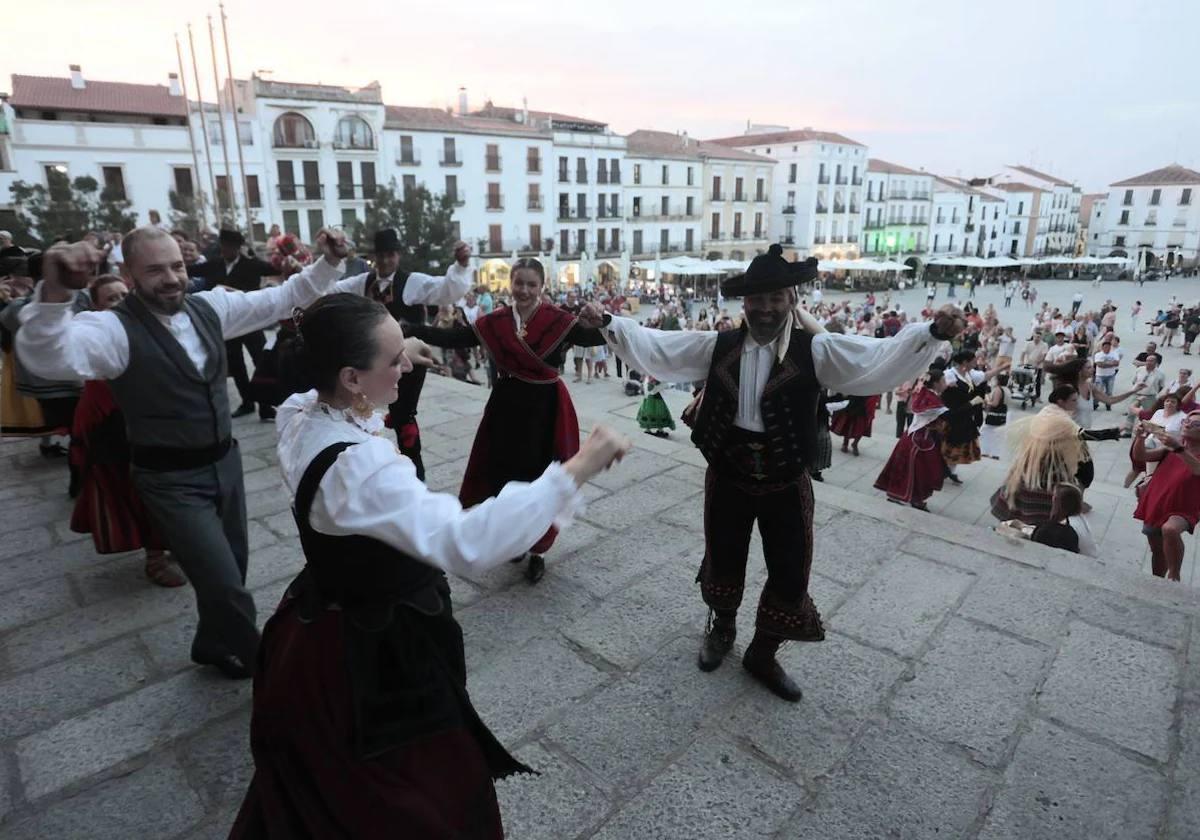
top-left (460, 305), bottom-right (581, 554)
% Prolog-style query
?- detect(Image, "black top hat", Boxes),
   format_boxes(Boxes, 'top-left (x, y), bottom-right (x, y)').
top-left (218, 228), bottom-right (244, 247)
top-left (374, 227), bottom-right (402, 254)
top-left (720, 245), bottom-right (818, 298)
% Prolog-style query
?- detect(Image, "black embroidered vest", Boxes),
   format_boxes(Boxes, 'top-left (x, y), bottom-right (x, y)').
top-left (364, 271), bottom-right (429, 326)
top-left (691, 327), bottom-right (820, 481)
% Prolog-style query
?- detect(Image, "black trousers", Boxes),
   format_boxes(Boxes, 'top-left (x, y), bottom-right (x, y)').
top-left (1033, 367), bottom-right (1044, 401)
top-left (226, 331), bottom-right (267, 405)
top-left (895, 400), bottom-right (910, 438)
top-left (390, 365), bottom-right (428, 481)
top-left (699, 468), bottom-right (824, 641)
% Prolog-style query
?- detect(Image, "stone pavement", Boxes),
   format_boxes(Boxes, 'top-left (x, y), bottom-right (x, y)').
top-left (1, 371), bottom-right (1198, 839)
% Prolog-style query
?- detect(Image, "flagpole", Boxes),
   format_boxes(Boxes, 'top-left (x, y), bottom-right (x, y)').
top-left (219, 2), bottom-right (254, 249)
top-left (187, 24), bottom-right (221, 225)
top-left (207, 14), bottom-right (236, 227)
top-left (174, 33), bottom-right (208, 230)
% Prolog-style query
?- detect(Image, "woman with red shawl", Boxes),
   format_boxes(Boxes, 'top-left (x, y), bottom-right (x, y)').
top-left (874, 367), bottom-right (951, 510)
top-left (407, 258), bottom-right (606, 583)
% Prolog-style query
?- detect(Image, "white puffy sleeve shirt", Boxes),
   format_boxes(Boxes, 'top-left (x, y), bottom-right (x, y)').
top-left (275, 391), bottom-right (584, 577)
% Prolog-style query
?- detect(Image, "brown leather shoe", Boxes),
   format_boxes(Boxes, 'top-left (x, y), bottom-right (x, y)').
top-left (742, 652), bottom-right (803, 702)
top-left (697, 626), bottom-right (736, 672)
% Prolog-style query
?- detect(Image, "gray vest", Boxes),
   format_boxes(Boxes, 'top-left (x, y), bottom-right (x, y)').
top-left (109, 294), bottom-right (231, 449)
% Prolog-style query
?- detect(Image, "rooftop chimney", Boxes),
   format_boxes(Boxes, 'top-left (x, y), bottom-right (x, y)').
top-left (69, 64), bottom-right (84, 90)
top-left (457, 87), bottom-right (468, 116)
top-left (522, 96), bottom-right (529, 126)
top-left (168, 73), bottom-right (182, 97)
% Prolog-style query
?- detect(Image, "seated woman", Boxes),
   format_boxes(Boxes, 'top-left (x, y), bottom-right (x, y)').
top-left (1031, 483), bottom-right (1099, 557)
top-left (69, 275), bottom-right (185, 587)
top-left (1043, 384), bottom-right (1124, 488)
top-left (1132, 412), bottom-right (1200, 581)
top-left (406, 258), bottom-right (608, 583)
top-left (231, 294), bottom-right (630, 838)
top-left (990, 403), bottom-right (1090, 525)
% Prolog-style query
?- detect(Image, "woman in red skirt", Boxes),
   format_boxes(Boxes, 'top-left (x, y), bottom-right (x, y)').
top-left (69, 275), bottom-right (185, 587)
top-left (874, 367), bottom-right (950, 511)
top-left (830, 394), bottom-right (879, 455)
top-left (1132, 411), bottom-right (1200, 581)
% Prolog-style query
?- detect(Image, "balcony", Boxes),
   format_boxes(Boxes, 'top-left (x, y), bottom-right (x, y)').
top-left (1144, 218), bottom-right (1157, 226)
top-left (1174, 218), bottom-right (1189, 227)
top-left (864, 220), bottom-right (885, 230)
top-left (782, 205), bottom-right (796, 214)
top-left (732, 231), bottom-right (745, 240)
top-left (752, 229), bottom-right (764, 240)
top-left (395, 150), bottom-right (421, 166)
top-left (485, 155), bottom-right (502, 172)
top-left (852, 177), bottom-right (863, 186)
top-left (335, 183), bottom-right (378, 200)
top-left (597, 205), bottom-right (623, 219)
top-left (527, 196), bottom-right (544, 211)
top-left (484, 195), bottom-right (504, 212)
top-left (733, 193), bottom-right (746, 202)
top-left (889, 190), bottom-right (908, 200)
top-left (440, 152), bottom-right (462, 167)
top-left (610, 169), bottom-right (621, 184)
top-left (576, 171), bottom-right (588, 184)
top-left (557, 206), bottom-right (592, 221)
top-left (446, 193), bottom-right (466, 207)
top-left (277, 184), bottom-right (323, 201)
top-left (849, 203), bottom-right (859, 214)
top-left (831, 236), bottom-right (844, 244)
top-left (782, 236), bottom-right (795, 244)
top-left (815, 204), bottom-right (828, 214)
top-left (475, 237), bottom-right (544, 257)
top-left (913, 190), bottom-right (930, 200)
top-left (818, 175), bottom-right (830, 185)
top-left (333, 139), bottom-right (375, 151)
top-left (274, 138), bottom-right (320, 150)
top-left (835, 176), bottom-right (848, 186)
top-left (558, 171), bottom-right (570, 183)
top-left (755, 193), bottom-right (767, 203)
top-left (964, 224), bottom-right (976, 233)
top-left (833, 203), bottom-right (846, 214)
top-left (711, 191), bottom-right (725, 201)
top-left (813, 236), bottom-right (827, 244)
top-left (526, 158), bottom-right (541, 174)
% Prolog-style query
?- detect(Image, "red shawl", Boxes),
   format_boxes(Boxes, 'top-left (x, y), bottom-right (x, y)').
top-left (459, 305), bottom-right (580, 554)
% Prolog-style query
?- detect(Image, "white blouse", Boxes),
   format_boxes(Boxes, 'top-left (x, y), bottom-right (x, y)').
top-left (275, 391), bottom-right (584, 576)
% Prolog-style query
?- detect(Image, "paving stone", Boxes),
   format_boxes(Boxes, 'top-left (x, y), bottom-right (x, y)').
top-left (0, 755), bottom-right (205, 840)
top-left (244, 538), bottom-right (303, 590)
top-left (466, 637), bottom-right (608, 744)
top-left (892, 617), bottom-right (1048, 765)
top-left (720, 631), bottom-right (906, 780)
top-left (241, 468), bottom-right (285, 495)
top-left (53, 519), bottom-right (90, 543)
top-left (553, 519), bottom-right (703, 598)
top-left (979, 720), bottom-right (1167, 840)
top-left (785, 720), bottom-right (991, 839)
top-left (0, 638), bottom-right (153, 739)
top-left (244, 487), bottom-right (293, 521)
top-left (0, 525), bottom-right (52, 562)
top-left (450, 519), bottom-right (606, 592)
top-left (957, 565), bottom-right (1078, 645)
top-left (422, 456), bottom-right (469, 493)
top-left (811, 512), bottom-right (903, 586)
top-left (587, 448), bottom-right (682, 491)
top-left (562, 563), bottom-right (703, 669)
top-left (0, 574), bottom-right (76, 631)
top-left (808, 571), bottom-right (855, 619)
top-left (591, 736), bottom-right (799, 840)
top-left (424, 413), bottom-right (487, 440)
top-left (139, 612), bottom-right (201, 674)
top-left (1068, 586), bottom-right (1191, 651)
top-left (179, 712), bottom-right (254, 807)
top-left (495, 742), bottom-right (611, 840)
top-left (901, 532), bottom-right (1011, 573)
top-left (16, 669), bottom-right (251, 799)
top-left (1167, 621), bottom-right (1200, 840)
top-left (830, 552), bottom-right (973, 658)
top-left (811, 498), bottom-right (839, 526)
top-left (261, 509), bottom-right (297, 539)
top-left (458, 574), bottom-right (596, 670)
top-left (1040, 621), bottom-right (1177, 762)
top-left (0, 498), bottom-right (74, 531)
top-left (580, 471), bottom-right (703, 530)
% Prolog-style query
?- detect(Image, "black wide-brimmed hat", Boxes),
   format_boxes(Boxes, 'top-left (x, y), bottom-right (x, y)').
top-left (374, 227), bottom-right (402, 254)
top-left (720, 244), bottom-right (818, 298)
top-left (218, 228), bottom-right (244, 247)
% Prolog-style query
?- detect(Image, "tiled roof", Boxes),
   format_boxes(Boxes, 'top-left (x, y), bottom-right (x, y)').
top-left (707, 128), bottom-right (865, 148)
top-left (253, 76), bottom-right (382, 104)
top-left (867, 158), bottom-right (926, 176)
top-left (383, 105), bottom-right (550, 137)
top-left (1079, 193), bottom-right (1105, 219)
top-left (470, 104), bottom-right (606, 130)
top-left (932, 176), bottom-right (1003, 201)
top-left (1007, 164), bottom-right (1073, 187)
top-left (991, 181), bottom-right (1044, 194)
top-left (10, 74), bottom-right (186, 118)
top-left (1111, 164), bottom-right (1200, 187)
top-left (623, 130), bottom-right (774, 164)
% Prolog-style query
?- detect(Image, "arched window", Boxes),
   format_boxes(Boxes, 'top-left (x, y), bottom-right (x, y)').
top-left (334, 116), bottom-right (374, 150)
top-left (273, 112), bottom-right (315, 148)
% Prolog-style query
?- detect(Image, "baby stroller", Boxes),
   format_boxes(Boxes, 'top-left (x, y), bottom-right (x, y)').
top-left (1008, 365), bottom-right (1037, 409)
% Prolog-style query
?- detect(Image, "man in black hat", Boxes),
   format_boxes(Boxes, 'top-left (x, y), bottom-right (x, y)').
top-left (341, 228), bottom-right (473, 479)
top-left (187, 228), bottom-right (280, 418)
top-left (580, 244), bottom-right (965, 701)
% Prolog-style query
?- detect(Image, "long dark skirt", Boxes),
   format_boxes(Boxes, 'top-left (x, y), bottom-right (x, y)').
top-left (874, 427), bottom-right (947, 504)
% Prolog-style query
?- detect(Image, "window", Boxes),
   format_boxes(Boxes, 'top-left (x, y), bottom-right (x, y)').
top-left (933, 234), bottom-right (940, 252)
top-left (337, 161), bottom-right (354, 199)
top-left (398, 136), bottom-right (417, 164)
top-left (685, 229), bottom-right (695, 251)
top-left (215, 176), bottom-right (231, 208)
top-left (597, 229), bottom-right (607, 253)
top-left (789, 163), bottom-right (797, 184)
top-left (610, 159), bottom-right (621, 184)
top-left (686, 196), bottom-right (694, 216)
top-left (273, 112), bottom-right (315, 148)
top-left (302, 161), bottom-right (320, 200)
top-left (597, 158), bottom-right (608, 183)
top-left (276, 160), bottom-right (295, 200)
top-left (558, 156), bottom-right (569, 182)
top-left (1017, 201), bottom-right (1024, 216)
top-left (334, 116), bottom-right (373, 149)
top-left (1012, 221), bottom-right (1021, 234)
top-left (173, 167), bottom-right (194, 198)
top-left (710, 212), bottom-right (720, 239)
top-left (246, 175), bottom-right (261, 208)
top-left (817, 163), bottom-right (826, 184)
top-left (633, 230), bottom-right (643, 255)
top-left (44, 165), bottom-right (69, 200)
top-left (1123, 189), bottom-right (1134, 206)
top-left (576, 157), bottom-right (587, 183)
top-left (661, 196), bottom-right (669, 216)
top-left (1181, 188), bottom-right (1192, 206)
top-left (560, 230), bottom-right (569, 254)
top-left (529, 224), bottom-right (542, 250)
top-left (527, 147), bottom-right (541, 174)
top-left (576, 193), bottom-right (587, 218)
top-left (402, 174), bottom-right (416, 198)
top-left (633, 164), bottom-right (642, 185)
top-left (485, 144), bottom-right (500, 172)
top-left (487, 183), bottom-right (502, 210)
top-left (527, 183), bottom-right (541, 211)
top-left (445, 175), bottom-right (459, 204)
top-left (687, 166), bottom-right (694, 186)
top-left (441, 138), bottom-right (459, 166)
top-left (341, 208), bottom-right (357, 228)
top-left (735, 177), bottom-right (744, 201)
top-left (577, 229), bottom-right (586, 253)
top-left (662, 165), bottom-right (669, 185)
top-left (1150, 188), bottom-right (1162, 206)
top-left (362, 162), bottom-right (376, 198)
top-left (488, 225), bottom-right (503, 254)
top-left (754, 212), bottom-right (763, 238)
top-left (1119, 210), bottom-right (1129, 225)
top-left (306, 209), bottom-right (324, 239)
top-left (733, 212), bottom-right (743, 238)
top-left (712, 176), bottom-right (722, 201)
top-left (282, 209), bottom-right (300, 236)
top-left (1114, 235), bottom-right (1126, 247)
top-left (756, 178), bottom-right (765, 201)
top-left (101, 166), bottom-right (126, 201)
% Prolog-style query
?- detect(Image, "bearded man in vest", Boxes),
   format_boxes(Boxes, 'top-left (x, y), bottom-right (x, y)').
top-left (338, 228), bottom-right (473, 480)
top-left (580, 245), bottom-right (965, 701)
top-left (15, 226), bottom-right (357, 678)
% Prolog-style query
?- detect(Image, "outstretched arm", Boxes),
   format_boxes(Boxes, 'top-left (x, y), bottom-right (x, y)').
top-left (404, 323), bottom-right (480, 349)
top-left (597, 314), bottom-right (717, 383)
top-left (400, 242), bottom-right (474, 306)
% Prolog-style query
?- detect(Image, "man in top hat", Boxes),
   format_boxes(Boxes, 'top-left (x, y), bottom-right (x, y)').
top-left (580, 244), bottom-right (965, 701)
top-left (340, 228), bottom-right (473, 479)
top-left (187, 228), bottom-right (281, 418)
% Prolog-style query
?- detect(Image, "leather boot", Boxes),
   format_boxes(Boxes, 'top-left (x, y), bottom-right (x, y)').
top-left (524, 554), bottom-right (546, 584)
top-left (742, 632), bottom-right (803, 702)
top-left (697, 611), bottom-right (737, 672)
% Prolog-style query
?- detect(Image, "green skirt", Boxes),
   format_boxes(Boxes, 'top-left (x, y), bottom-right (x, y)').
top-left (636, 392), bottom-right (676, 431)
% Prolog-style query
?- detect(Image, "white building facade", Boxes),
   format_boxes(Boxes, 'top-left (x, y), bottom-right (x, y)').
top-left (622, 130), bottom-right (705, 259)
top-left (989, 165), bottom-right (1081, 256)
top-left (701, 148), bottom-right (774, 260)
top-left (861, 158), bottom-right (932, 261)
top-left (707, 127), bottom-right (867, 259)
top-left (1093, 165), bottom-right (1200, 268)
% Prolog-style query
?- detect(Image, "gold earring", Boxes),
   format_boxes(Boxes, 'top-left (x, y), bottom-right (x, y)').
top-left (352, 392), bottom-right (373, 419)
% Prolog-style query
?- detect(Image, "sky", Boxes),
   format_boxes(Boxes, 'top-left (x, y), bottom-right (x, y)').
top-left (4, 0), bottom-right (1198, 192)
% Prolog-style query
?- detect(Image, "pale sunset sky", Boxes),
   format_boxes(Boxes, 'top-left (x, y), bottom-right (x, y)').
top-left (3, 0), bottom-right (1197, 191)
